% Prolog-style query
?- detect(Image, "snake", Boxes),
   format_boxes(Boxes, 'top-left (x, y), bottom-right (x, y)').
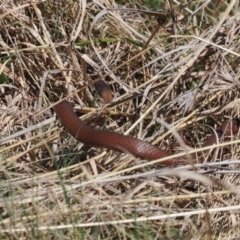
top-left (54, 81), bottom-right (240, 166)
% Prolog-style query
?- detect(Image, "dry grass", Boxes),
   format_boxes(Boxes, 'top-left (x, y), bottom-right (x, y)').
top-left (1, 0), bottom-right (240, 239)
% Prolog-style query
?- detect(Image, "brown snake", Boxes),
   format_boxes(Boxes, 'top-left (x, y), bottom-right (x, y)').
top-left (54, 81), bottom-right (240, 166)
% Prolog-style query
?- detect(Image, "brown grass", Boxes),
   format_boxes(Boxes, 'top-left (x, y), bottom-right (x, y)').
top-left (0, 0), bottom-right (240, 239)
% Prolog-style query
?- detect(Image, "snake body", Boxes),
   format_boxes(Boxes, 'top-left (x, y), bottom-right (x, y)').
top-left (54, 100), bottom-right (240, 166)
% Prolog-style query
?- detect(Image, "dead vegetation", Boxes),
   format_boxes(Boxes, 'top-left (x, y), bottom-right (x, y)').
top-left (0, 0), bottom-right (240, 239)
